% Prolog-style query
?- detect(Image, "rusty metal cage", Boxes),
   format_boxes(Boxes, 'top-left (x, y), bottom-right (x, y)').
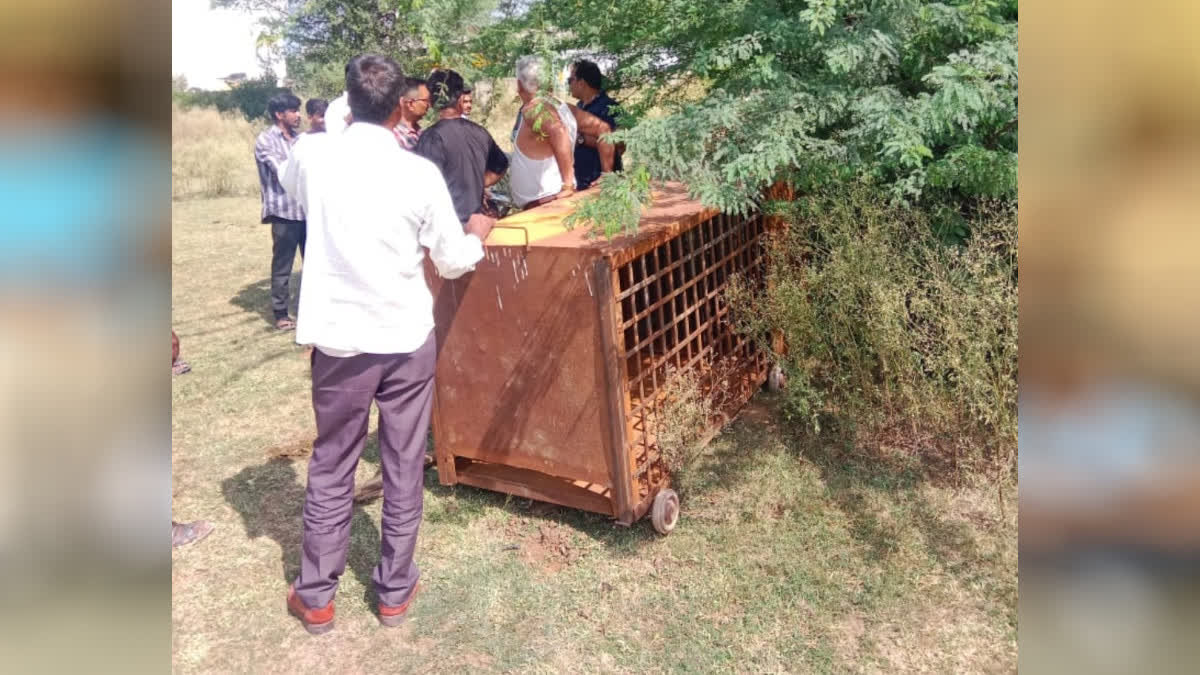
top-left (427, 182), bottom-right (784, 533)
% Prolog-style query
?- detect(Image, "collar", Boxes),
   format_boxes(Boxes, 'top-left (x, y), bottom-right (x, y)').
top-left (581, 90), bottom-right (609, 108)
top-left (346, 122), bottom-right (400, 141)
top-left (272, 123), bottom-right (297, 141)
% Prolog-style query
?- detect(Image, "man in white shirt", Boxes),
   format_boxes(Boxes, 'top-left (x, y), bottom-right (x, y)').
top-left (323, 63), bottom-right (352, 135)
top-left (278, 53), bottom-right (495, 635)
top-left (323, 91), bottom-right (351, 134)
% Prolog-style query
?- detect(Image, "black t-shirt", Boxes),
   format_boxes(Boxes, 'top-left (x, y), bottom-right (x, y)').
top-left (415, 118), bottom-right (509, 224)
top-left (574, 92), bottom-right (623, 190)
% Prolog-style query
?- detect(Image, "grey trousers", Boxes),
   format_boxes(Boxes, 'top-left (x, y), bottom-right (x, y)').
top-left (293, 332), bottom-right (435, 609)
top-left (269, 217), bottom-right (306, 320)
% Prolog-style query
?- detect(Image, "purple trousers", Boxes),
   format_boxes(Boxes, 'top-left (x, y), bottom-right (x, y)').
top-left (293, 332), bottom-right (435, 609)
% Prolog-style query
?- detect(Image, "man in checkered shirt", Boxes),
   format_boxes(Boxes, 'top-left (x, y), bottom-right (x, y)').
top-left (392, 77), bottom-right (429, 150)
top-left (254, 93), bottom-right (307, 331)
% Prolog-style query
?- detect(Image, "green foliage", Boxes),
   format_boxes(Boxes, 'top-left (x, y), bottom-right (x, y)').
top-left (205, 0), bottom-right (1016, 228)
top-left (726, 185), bottom-right (1017, 474)
top-left (475, 0), bottom-right (1016, 228)
top-left (173, 73), bottom-right (287, 122)
top-left (213, 0), bottom-right (502, 96)
top-left (926, 144), bottom-right (1015, 199)
top-left (562, 166), bottom-right (654, 238)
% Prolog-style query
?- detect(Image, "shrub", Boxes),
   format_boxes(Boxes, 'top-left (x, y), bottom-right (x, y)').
top-left (173, 74), bottom-right (286, 123)
top-left (651, 365), bottom-right (714, 476)
top-left (728, 185), bottom-right (1017, 477)
top-left (172, 105), bottom-right (262, 200)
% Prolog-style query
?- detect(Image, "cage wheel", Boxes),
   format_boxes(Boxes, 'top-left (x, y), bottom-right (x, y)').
top-left (651, 489), bottom-right (680, 535)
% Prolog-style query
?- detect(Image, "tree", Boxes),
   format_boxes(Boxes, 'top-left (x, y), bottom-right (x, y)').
top-left (174, 72), bottom-right (286, 122)
top-left (172, 74), bottom-right (189, 93)
top-left (471, 0), bottom-right (1017, 233)
top-left (213, 0), bottom-right (1016, 231)
top-left (213, 0), bottom-right (502, 97)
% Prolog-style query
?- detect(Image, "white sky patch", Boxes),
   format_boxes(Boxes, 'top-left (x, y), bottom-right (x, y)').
top-left (172, 0), bottom-right (283, 90)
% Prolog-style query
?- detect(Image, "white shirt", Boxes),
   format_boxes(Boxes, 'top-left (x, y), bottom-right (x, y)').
top-left (324, 92), bottom-right (351, 135)
top-left (280, 122), bottom-right (484, 356)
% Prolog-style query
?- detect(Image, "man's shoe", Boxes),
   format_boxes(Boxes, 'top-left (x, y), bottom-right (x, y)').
top-left (287, 585), bottom-right (335, 634)
top-left (378, 585), bottom-right (418, 627)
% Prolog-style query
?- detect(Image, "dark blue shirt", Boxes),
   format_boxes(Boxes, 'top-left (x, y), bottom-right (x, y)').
top-left (574, 92), bottom-right (623, 190)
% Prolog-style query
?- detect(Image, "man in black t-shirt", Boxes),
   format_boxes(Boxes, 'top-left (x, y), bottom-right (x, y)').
top-left (416, 70), bottom-right (509, 225)
top-left (568, 60), bottom-right (623, 190)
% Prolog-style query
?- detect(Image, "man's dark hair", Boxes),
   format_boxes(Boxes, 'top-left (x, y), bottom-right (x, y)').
top-left (305, 98), bottom-right (328, 116)
top-left (427, 69), bottom-right (468, 110)
top-left (267, 92), bottom-right (302, 121)
top-left (572, 60), bottom-right (603, 90)
top-left (346, 54), bottom-right (405, 124)
top-left (402, 77), bottom-right (427, 99)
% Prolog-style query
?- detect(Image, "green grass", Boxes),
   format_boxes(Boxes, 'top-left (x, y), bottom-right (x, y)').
top-left (172, 196), bottom-right (1016, 673)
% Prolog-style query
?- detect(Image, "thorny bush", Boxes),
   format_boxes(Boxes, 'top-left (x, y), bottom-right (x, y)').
top-left (727, 185), bottom-right (1017, 480)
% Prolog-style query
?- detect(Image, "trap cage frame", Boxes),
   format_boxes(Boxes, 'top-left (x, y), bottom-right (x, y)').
top-left (427, 182), bottom-right (789, 532)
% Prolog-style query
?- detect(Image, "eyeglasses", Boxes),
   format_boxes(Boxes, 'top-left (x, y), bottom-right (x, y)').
top-left (407, 97), bottom-right (432, 104)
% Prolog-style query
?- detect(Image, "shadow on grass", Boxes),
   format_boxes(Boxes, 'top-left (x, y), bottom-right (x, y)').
top-left (218, 348), bottom-right (298, 387)
top-left (413, 408), bottom-right (773, 557)
top-left (675, 396), bottom-right (784, 499)
top-left (177, 316), bottom-right (262, 341)
top-left (230, 274), bottom-right (301, 330)
top-left (221, 444), bottom-right (383, 603)
top-left (417, 463), bottom-right (665, 555)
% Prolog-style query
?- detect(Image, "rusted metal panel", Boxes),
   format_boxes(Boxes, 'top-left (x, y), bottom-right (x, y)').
top-left (631, 487), bottom-right (660, 525)
top-left (593, 257), bottom-right (636, 524)
top-left (429, 244), bottom-right (613, 487)
top-left (454, 460), bottom-right (615, 517)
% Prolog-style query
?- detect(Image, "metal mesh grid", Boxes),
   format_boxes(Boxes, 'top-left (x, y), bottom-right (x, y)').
top-left (614, 211), bottom-right (770, 498)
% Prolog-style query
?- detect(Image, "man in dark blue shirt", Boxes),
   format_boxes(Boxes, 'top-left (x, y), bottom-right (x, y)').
top-left (568, 60), bottom-right (623, 190)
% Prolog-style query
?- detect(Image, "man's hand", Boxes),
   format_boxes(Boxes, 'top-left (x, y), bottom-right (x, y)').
top-left (465, 213), bottom-right (496, 240)
top-left (554, 185), bottom-right (576, 201)
top-left (483, 170), bottom-right (505, 188)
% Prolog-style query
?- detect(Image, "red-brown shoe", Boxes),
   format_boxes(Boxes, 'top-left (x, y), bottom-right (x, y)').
top-left (378, 584), bottom-right (419, 627)
top-left (287, 584), bottom-right (335, 634)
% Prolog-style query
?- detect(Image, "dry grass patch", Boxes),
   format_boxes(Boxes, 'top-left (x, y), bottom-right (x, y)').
top-left (172, 105), bottom-right (262, 200)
